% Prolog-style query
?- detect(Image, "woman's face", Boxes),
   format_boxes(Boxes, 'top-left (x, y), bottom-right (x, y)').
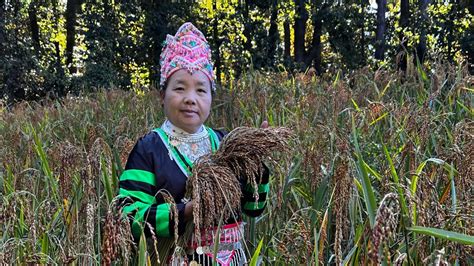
top-left (161, 69), bottom-right (212, 133)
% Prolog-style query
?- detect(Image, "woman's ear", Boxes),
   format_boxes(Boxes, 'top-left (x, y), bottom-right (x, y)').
top-left (160, 90), bottom-right (165, 107)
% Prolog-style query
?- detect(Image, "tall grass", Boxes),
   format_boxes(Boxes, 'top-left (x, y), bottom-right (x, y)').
top-left (1, 62), bottom-right (473, 264)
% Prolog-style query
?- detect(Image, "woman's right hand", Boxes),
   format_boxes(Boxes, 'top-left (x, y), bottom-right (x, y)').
top-left (184, 200), bottom-right (193, 222)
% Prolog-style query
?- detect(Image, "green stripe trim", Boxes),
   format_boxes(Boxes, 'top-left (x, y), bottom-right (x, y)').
top-left (121, 201), bottom-right (150, 215)
top-left (155, 128), bottom-right (193, 176)
top-left (155, 203), bottom-right (171, 237)
top-left (206, 127), bottom-right (220, 152)
top-left (244, 183), bottom-right (270, 194)
top-left (120, 169), bottom-right (156, 186)
top-left (119, 188), bottom-right (156, 204)
top-left (243, 201), bottom-right (267, 210)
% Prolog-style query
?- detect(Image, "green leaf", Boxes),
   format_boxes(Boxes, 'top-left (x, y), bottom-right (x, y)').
top-left (383, 145), bottom-right (409, 217)
top-left (352, 115), bottom-right (377, 228)
top-left (250, 238), bottom-right (264, 266)
top-left (408, 226), bottom-right (474, 245)
top-left (138, 233), bottom-right (148, 266)
top-left (411, 158), bottom-right (445, 195)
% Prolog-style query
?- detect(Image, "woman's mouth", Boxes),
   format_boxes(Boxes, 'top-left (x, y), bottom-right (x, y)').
top-left (181, 109), bottom-right (198, 116)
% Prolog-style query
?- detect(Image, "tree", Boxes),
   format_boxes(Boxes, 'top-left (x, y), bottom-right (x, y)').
top-left (28, 1), bottom-right (40, 54)
top-left (415, 0), bottom-right (430, 64)
top-left (0, 0), bottom-right (5, 57)
top-left (398, 0), bottom-right (410, 71)
top-left (267, 0), bottom-right (279, 66)
top-left (65, 0), bottom-right (81, 74)
top-left (212, 0), bottom-right (222, 85)
top-left (305, 0), bottom-right (324, 74)
top-left (294, 0), bottom-right (308, 64)
top-left (375, 0), bottom-right (387, 60)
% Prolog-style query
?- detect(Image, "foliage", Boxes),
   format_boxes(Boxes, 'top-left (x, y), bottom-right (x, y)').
top-left (1, 0), bottom-right (472, 103)
top-left (1, 61), bottom-right (473, 264)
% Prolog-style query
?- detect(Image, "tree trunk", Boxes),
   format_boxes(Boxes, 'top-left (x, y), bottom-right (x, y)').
top-left (28, 1), bottom-right (41, 54)
top-left (398, 0), bottom-right (409, 71)
top-left (375, 0), bottom-right (386, 60)
top-left (360, 2), bottom-right (366, 65)
top-left (284, 19), bottom-right (291, 62)
top-left (267, 0), bottom-right (279, 66)
top-left (0, 0), bottom-right (5, 57)
top-left (213, 0), bottom-right (221, 85)
top-left (305, 0), bottom-right (323, 74)
top-left (66, 0), bottom-right (81, 74)
top-left (242, 1), bottom-right (252, 54)
top-left (294, 0), bottom-right (308, 64)
top-left (415, 0), bottom-right (430, 64)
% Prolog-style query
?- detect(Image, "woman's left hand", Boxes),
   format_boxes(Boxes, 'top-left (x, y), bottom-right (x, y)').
top-left (260, 120), bottom-right (269, 129)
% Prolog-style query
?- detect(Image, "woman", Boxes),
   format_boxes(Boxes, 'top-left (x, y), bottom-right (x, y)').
top-left (118, 22), bottom-right (269, 265)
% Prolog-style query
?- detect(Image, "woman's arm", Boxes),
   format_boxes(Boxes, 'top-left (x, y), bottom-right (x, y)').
top-left (117, 136), bottom-right (185, 240)
top-left (241, 164), bottom-right (270, 217)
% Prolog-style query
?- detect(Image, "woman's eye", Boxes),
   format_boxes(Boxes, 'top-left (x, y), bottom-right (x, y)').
top-left (197, 88), bottom-right (207, 93)
top-left (175, 87), bottom-right (184, 91)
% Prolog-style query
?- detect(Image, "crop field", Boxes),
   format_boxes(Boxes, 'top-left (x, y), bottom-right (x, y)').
top-left (1, 64), bottom-right (473, 264)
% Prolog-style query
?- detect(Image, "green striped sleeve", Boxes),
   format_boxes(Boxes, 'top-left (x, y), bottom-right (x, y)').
top-left (243, 201), bottom-right (267, 210)
top-left (244, 183), bottom-right (270, 194)
top-left (122, 201), bottom-right (150, 215)
top-left (119, 188), bottom-right (156, 204)
top-left (120, 169), bottom-right (156, 185)
top-left (155, 203), bottom-right (171, 237)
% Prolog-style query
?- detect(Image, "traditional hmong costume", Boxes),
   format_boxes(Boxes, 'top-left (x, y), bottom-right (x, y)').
top-left (118, 120), bottom-right (269, 265)
top-left (118, 22), bottom-right (269, 265)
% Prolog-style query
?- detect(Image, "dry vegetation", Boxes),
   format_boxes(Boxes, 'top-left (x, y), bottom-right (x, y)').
top-left (0, 62), bottom-right (473, 264)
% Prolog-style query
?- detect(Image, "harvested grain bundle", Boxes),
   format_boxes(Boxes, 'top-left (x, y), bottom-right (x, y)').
top-left (186, 126), bottom-right (293, 240)
top-left (186, 156), bottom-right (242, 242)
top-left (214, 127), bottom-right (293, 197)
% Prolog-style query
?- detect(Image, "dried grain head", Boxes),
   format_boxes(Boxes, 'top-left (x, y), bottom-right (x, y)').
top-left (86, 137), bottom-right (112, 199)
top-left (333, 153), bottom-right (351, 265)
top-left (214, 127), bottom-right (293, 195)
top-left (101, 201), bottom-right (134, 265)
top-left (369, 193), bottom-right (400, 264)
top-left (186, 155), bottom-right (241, 242)
top-left (185, 127), bottom-right (293, 244)
top-left (115, 117), bottom-right (131, 136)
top-left (114, 136), bottom-right (135, 168)
top-left (53, 140), bottom-right (84, 200)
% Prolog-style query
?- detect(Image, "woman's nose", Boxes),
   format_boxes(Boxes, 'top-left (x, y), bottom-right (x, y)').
top-left (184, 93), bottom-right (196, 105)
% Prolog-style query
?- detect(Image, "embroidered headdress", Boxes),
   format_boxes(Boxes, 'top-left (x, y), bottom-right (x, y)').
top-left (159, 22), bottom-right (215, 91)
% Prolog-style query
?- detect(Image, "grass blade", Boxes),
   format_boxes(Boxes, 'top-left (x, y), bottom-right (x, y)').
top-left (351, 114), bottom-right (377, 228)
top-left (250, 238), bottom-right (264, 266)
top-left (408, 226), bottom-right (474, 245)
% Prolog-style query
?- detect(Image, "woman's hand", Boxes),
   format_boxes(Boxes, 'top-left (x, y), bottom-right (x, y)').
top-left (260, 120), bottom-right (269, 129)
top-left (184, 200), bottom-right (193, 222)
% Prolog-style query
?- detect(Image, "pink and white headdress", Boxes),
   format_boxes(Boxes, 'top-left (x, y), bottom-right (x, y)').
top-left (159, 22), bottom-right (215, 91)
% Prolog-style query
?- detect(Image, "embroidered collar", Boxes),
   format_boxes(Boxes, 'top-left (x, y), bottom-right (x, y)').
top-left (162, 120), bottom-right (208, 143)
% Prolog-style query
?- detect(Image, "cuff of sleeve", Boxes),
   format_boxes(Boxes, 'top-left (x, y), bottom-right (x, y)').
top-left (259, 164), bottom-right (270, 184)
top-left (176, 203), bottom-right (187, 236)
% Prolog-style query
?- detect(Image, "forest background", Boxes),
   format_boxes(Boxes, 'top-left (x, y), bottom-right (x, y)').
top-left (1, 0), bottom-right (472, 102)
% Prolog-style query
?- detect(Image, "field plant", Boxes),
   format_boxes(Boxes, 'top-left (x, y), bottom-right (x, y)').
top-left (1, 61), bottom-right (473, 264)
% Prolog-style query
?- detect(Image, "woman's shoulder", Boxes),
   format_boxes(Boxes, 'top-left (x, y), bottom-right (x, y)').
top-left (132, 130), bottom-right (164, 152)
top-left (208, 127), bottom-right (228, 140)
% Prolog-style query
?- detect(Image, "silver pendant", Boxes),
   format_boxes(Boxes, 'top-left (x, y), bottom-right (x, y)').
top-left (196, 246), bottom-right (204, 255)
